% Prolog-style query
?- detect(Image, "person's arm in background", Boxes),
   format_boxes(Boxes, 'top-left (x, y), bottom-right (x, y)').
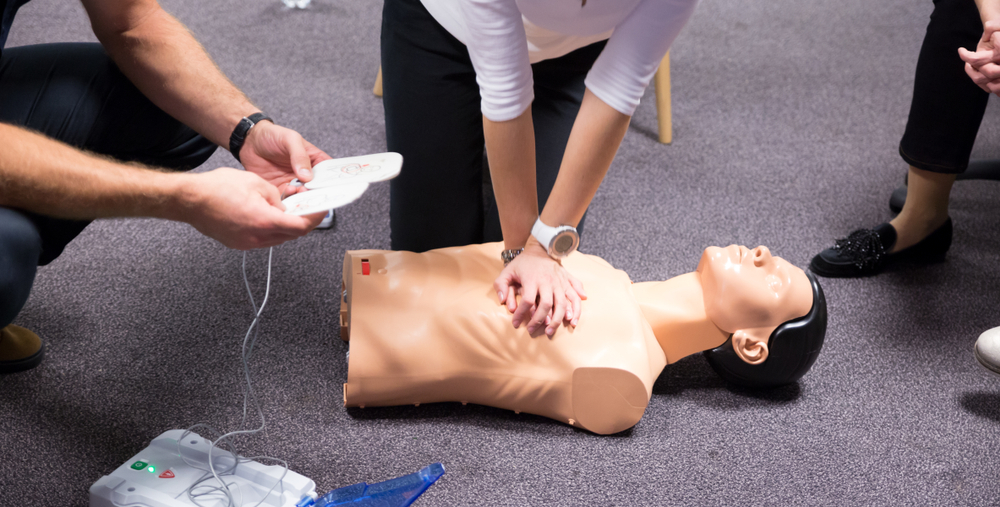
top-left (0, 123), bottom-right (318, 250)
top-left (959, 0), bottom-right (1000, 93)
top-left (79, 0), bottom-right (330, 193)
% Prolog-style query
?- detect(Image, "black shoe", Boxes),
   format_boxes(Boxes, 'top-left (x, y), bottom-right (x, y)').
top-left (810, 218), bottom-right (952, 278)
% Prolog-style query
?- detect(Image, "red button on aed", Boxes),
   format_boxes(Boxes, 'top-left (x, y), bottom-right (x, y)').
top-left (159, 470), bottom-right (175, 479)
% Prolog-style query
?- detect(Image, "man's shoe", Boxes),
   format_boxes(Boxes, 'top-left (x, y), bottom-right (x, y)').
top-left (0, 325), bottom-right (44, 374)
top-left (316, 210), bottom-right (335, 230)
top-left (975, 327), bottom-right (1000, 376)
top-left (810, 218), bottom-right (952, 278)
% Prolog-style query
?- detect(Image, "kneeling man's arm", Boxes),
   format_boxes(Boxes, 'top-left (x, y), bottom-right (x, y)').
top-left (81, 0), bottom-right (328, 190)
top-left (0, 123), bottom-right (321, 250)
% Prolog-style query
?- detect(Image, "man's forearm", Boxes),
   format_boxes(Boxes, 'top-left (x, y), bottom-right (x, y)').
top-left (0, 123), bottom-right (187, 220)
top-left (540, 89), bottom-right (630, 229)
top-left (483, 109), bottom-right (538, 250)
top-left (83, 0), bottom-right (256, 148)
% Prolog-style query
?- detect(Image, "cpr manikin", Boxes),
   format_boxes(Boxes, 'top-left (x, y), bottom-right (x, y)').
top-left (340, 243), bottom-right (827, 435)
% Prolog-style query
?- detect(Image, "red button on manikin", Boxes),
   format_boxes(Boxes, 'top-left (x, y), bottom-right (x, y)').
top-left (361, 260), bottom-right (370, 275)
top-left (159, 470), bottom-right (175, 479)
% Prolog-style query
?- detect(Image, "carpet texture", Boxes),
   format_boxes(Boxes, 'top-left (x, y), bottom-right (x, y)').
top-left (3, 0), bottom-right (1000, 505)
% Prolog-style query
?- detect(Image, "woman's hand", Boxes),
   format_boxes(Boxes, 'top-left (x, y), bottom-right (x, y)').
top-left (959, 20), bottom-right (1000, 95)
top-left (494, 238), bottom-right (587, 336)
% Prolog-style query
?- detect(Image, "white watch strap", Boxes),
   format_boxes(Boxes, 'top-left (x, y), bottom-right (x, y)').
top-left (531, 217), bottom-right (579, 259)
top-left (531, 217), bottom-right (558, 249)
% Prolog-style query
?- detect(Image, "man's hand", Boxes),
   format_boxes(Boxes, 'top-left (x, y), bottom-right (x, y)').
top-left (177, 168), bottom-right (325, 250)
top-left (959, 20), bottom-right (1000, 94)
top-left (238, 121), bottom-right (332, 196)
top-left (493, 238), bottom-right (587, 337)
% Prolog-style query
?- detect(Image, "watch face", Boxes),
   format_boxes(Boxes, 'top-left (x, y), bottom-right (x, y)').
top-left (551, 231), bottom-right (579, 256)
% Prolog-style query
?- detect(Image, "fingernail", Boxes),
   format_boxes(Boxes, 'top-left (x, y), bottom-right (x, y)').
top-left (572, 318), bottom-right (578, 326)
top-left (566, 310), bottom-right (573, 320)
top-left (546, 328), bottom-right (554, 336)
top-left (512, 319), bottom-right (520, 328)
top-left (498, 291), bottom-right (505, 302)
top-left (527, 325), bottom-right (536, 333)
top-left (300, 168), bottom-right (313, 179)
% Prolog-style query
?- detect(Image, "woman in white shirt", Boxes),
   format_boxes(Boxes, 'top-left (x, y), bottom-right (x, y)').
top-left (382, 0), bottom-right (698, 338)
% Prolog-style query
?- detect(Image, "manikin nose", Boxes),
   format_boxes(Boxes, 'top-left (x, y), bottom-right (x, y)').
top-left (752, 246), bottom-right (772, 267)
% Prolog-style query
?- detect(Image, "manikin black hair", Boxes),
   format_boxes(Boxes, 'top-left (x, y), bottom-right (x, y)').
top-left (703, 271), bottom-right (827, 389)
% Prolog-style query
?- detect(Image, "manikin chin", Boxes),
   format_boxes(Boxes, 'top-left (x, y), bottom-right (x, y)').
top-left (339, 242), bottom-right (826, 435)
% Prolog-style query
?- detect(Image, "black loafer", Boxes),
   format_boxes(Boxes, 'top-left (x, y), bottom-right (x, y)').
top-left (810, 218), bottom-right (952, 278)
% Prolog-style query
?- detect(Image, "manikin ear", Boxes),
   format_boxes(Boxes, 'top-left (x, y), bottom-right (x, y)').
top-left (732, 329), bottom-right (770, 365)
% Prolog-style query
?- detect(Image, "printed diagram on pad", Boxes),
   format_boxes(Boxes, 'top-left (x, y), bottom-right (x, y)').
top-left (282, 152), bottom-right (402, 215)
top-left (281, 152), bottom-right (403, 215)
top-left (283, 182), bottom-right (369, 216)
top-left (304, 152), bottom-right (403, 190)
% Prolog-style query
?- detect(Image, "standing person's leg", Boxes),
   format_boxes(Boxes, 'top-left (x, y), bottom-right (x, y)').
top-left (892, 0), bottom-right (988, 251)
top-left (811, 0), bottom-right (987, 277)
top-left (382, 0), bottom-right (486, 252)
top-left (0, 43), bottom-right (217, 372)
top-left (483, 41), bottom-right (607, 242)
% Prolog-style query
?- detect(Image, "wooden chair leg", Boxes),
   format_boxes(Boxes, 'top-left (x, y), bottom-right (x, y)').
top-left (374, 65), bottom-right (383, 97)
top-left (654, 52), bottom-right (671, 144)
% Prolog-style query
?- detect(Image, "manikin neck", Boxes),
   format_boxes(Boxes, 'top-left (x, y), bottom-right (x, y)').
top-left (631, 273), bottom-right (730, 364)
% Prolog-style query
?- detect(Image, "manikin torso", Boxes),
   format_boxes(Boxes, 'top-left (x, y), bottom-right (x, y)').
top-left (341, 243), bottom-right (744, 435)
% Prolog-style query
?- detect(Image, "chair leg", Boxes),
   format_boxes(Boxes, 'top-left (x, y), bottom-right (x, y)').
top-left (374, 65), bottom-right (383, 97)
top-left (654, 52), bottom-right (671, 144)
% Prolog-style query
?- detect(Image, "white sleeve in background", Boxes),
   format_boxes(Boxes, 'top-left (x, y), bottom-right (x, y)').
top-left (459, 0), bottom-right (534, 122)
top-left (584, 0), bottom-right (699, 117)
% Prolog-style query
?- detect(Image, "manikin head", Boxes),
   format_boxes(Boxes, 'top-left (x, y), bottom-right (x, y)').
top-left (696, 245), bottom-right (827, 387)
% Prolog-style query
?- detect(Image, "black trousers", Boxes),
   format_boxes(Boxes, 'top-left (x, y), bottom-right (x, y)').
top-left (899, 0), bottom-right (990, 174)
top-left (381, 0), bottom-right (605, 252)
top-left (0, 43), bottom-right (217, 329)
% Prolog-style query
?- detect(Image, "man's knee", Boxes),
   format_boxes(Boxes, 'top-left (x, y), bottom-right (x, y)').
top-left (0, 209), bottom-right (41, 327)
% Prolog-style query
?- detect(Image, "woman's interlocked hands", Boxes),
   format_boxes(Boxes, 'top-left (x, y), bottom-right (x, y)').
top-left (959, 20), bottom-right (1000, 95)
top-left (493, 238), bottom-right (587, 337)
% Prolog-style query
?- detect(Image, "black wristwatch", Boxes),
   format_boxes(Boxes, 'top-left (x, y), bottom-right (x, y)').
top-left (229, 112), bottom-right (273, 164)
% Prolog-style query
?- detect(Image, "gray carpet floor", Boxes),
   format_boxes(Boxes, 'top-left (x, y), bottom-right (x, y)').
top-left (3, 0), bottom-right (1000, 505)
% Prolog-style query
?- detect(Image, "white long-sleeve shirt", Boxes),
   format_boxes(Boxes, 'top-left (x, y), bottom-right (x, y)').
top-left (420, 0), bottom-right (699, 121)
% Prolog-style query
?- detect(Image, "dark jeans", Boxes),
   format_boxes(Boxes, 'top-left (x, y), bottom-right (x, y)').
top-left (381, 0), bottom-right (604, 252)
top-left (899, 0), bottom-right (990, 174)
top-left (0, 43), bottom-right (216, 328)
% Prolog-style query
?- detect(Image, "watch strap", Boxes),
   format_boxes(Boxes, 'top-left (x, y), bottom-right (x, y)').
top-left (501, 248), bottom-right (524, 266)
top-left (531, 217), bottom-right (579, 259)
top-left (531, 218), bottom-right (557, 249)
top-left (229, 112), bottom-right (272, 164)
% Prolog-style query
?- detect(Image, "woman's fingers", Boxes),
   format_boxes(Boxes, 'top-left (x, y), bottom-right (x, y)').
top-left (566, 288), bottom-right (582, 327)
top-left (494, 269), bottom-right (514, 304)
top-left (496, 246), bottom-right (587, 335)
top-left (546, 289), bottom-right (569, 336)
top-left (568, 274), bottom-right (587, 300)
top-left (527, 283), bottom-right (553, 335)
top-left (511, 283), bottom-right (537, 329)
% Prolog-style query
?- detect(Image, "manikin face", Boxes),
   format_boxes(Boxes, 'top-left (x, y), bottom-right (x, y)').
top-left (696, 245), bottom-right (813, 364)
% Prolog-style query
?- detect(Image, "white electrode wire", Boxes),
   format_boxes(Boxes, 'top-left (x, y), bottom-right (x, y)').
top-left (173, 247), bottom-right (289, 507)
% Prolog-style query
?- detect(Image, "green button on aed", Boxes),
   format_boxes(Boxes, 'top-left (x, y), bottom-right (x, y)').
top-left (131, 461), bottom-right (148, 471)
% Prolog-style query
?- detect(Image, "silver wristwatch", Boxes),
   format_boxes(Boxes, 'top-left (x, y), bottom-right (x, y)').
top-left (501, 248), bottom-right (524, 266)
top-left (531, 217), bottom-right (580, 259)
